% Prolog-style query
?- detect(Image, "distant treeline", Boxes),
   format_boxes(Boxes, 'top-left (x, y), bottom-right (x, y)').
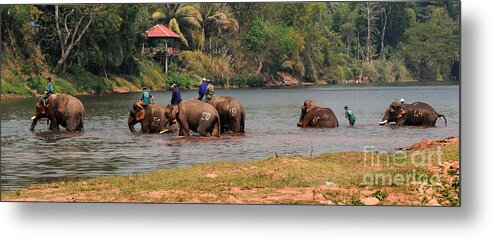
top-left (1, 1), bottom-right (460, 96)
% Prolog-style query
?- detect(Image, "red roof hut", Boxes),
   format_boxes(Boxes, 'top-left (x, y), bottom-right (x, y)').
top-left (141, 24), bottom-right (181, 73)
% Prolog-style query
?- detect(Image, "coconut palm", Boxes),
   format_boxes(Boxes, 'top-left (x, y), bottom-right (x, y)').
top-left (200, 3), bottom-right (239, 52)
top-left (152, 4), bottom-right (203, 49)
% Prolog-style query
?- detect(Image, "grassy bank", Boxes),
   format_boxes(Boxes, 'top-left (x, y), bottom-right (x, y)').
top-left (1, 137), bottom-right (459, 206)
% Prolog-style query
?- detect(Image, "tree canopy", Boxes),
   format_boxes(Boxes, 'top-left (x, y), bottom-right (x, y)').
top-left (1, 1), bottom-right (460, 95)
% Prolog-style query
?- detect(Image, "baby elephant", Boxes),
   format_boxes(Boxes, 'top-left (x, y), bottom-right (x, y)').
top-left (297, 100), bottom-right (339, 128)
top-left (379, 101), bottom-right (447, 127)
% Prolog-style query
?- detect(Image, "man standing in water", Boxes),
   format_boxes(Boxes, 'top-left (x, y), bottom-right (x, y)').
top-left (170, 84), bottom-right (182, 105)
top-left (197, 78), bottom-right (207, 100)
top-left (202, 79), bottom-right (215, 102)
top-left (41, 77), bottom-right (54, 107)
top-left (344, 106), bottom-right (356, 127)
top-left (140, 86), bottom-right (155, 106)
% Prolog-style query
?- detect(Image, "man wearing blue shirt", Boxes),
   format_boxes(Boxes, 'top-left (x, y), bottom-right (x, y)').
top-left (170, 84), bottom-right (182, 105)
top-left (197, 78), bottom-right (207, 100)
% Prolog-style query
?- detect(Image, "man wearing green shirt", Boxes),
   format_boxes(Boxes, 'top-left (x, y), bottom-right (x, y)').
top-left (344, 106), bottom-right (356, 127)
top-left (41, 77), bottom-right (54, 107)
top-left (140, 87), bottom-right (155, 106)
top-left (202, 79), bottom-right (215, 102)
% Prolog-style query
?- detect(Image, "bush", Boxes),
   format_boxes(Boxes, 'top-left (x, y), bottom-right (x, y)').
top-left (178, 51), bottom-right (214, 80)
top-left (27, 75), bottom-right (46, 94)
top-left (392, 60), bottom-right (413, 82)
top-left (167, 63), bottom-right (196, 89)
top-left (66, 65), bottom-right (111, 94)
top-left (119, 56), bottom-right (141, 75)
top-left (246, 75), bottom-right (264, 87)
top-left (138, 59), bottom-right (166, 89)
top-left (231, 73), bottom-right (264, 87)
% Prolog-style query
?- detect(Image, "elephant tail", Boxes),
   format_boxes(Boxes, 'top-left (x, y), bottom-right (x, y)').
top-left (214, 115), bottom-right (221, 137)
top-left (240, 111), bottom-right (245, 133)
top-left (438, 114), bottom-right (447, 127)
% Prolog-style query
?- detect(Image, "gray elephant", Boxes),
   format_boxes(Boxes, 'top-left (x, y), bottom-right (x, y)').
top-left (297, 100), bottom-right (339, 128)
top-left (128, 101), bottom-right (171, 133)
top-left (30, 93), bottom-right (85, 132)
top-left (169, 99), bottom-right (220, 137)
top-left (379, 101), bottom-right (447, 127)
top-left (207, 96), bottom-right (245, 133)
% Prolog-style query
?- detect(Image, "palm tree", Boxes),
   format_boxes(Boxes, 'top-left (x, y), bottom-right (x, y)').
top-left (152, 4), bottom-right (203, 49)
top-left (200, 3), bottom-right (239, 52)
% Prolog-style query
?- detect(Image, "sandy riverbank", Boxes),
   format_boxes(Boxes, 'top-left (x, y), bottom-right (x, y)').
top-left (1, 137), bottom-right (459, 206)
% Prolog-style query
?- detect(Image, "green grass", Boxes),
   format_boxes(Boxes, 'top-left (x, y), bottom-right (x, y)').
top-left (1, 143), bottom-right (459, 205)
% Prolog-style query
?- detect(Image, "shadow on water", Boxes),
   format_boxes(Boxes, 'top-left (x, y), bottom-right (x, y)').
top-left (33, 131), bottom-right (84, 143)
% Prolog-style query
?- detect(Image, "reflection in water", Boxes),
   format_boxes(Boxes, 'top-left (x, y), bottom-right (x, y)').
top-left (1, 85), bottom-right (459, 191)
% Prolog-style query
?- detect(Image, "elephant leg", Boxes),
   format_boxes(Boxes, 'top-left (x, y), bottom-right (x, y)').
top-left (197, 121), bottom-right (209, 137)
top-left (65, 117), bottom-right (78, 131)
top-left (230, 117), bottom-right (241, 133)
top-left (49, 120), bottom-right (60, 131)
top-left (179, 120), bottom-right (191, 137)
top-left (211, 120), bottom-right (220, 137)
top-left (141, 123), bottom-right (150, 133)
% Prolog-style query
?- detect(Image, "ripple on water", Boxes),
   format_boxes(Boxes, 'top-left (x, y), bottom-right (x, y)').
top-left (1, 85), bottom-right (459, 191)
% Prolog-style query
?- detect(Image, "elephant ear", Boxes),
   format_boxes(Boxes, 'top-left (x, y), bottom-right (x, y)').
top-left (304, 100), bottom-right (316, 112)
top-left (136, 108), bottom-right (145, 122)
top-left (171, 106), bottom-right (179, 119)
top-left (397, 107), bottom-right (406, 119)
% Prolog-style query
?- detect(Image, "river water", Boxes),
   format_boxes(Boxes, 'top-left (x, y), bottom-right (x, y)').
top-left (1, 84), bottom-right (459, 191)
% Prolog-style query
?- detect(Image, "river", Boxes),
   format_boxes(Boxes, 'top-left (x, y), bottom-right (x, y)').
top-left (1, 84), bottom-right (459, 191)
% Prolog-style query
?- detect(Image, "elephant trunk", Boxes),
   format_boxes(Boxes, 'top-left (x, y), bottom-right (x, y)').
top-left (297, 109), bottom-right (306, 127)
top-left (30, 116), bottom-right (39, 131)
top-left (379, 111), bottom-right (390, 125)
top-left (128, 117), bottom-right (137, 133)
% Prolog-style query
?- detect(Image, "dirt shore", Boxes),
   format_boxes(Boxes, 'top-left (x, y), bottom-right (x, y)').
top-left (1, 137), bottom-right (459, 206)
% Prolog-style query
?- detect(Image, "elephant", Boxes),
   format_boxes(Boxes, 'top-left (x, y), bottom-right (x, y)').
top-left (30, 93), bottom-right (85, 132)
top-left (128, 101), bottom-right (172, 133)
top-left (297, 100), bottom-right (339, 128)
top-left (207, 96), bottom-right (245, 133)
top-left (169, 99), bottom-right (220, 137)
top-left (379, 101), bottom-right (447, 127)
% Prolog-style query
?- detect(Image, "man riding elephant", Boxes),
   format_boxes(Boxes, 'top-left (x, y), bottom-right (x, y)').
top-left (379, 101), bottom-right (447, 127)
top-left (202, 79), bottom-right (215, 103)
top-left (30, 93), bottom-right (85, 132)
top-left (140, 86), bottom-right (155, 107)
top-left (41, 77), bottom-right (54, 107)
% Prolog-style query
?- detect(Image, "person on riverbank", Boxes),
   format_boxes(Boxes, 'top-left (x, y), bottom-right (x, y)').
top-left (41, 77), bottom-right (54, 107)
top-left (400, 98), bottom-right (405, 104)
top-left (344, 106), bottom-right (356, 127)
top-left (202, 79), bottom-right (215, 102)
top-left (170, 84), bottom-right (182, 105)
top-left (140, 86), bottom-right (155, 106)
top-left (198, 78), bottom-right (207, 100)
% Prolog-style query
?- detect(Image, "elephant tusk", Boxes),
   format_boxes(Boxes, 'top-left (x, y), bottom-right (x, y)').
top-left (159, 129), bottom-right (171, 134)
top-left (31, 116), bottom-right (37, 120)
top-left (379, 120), bottom-right (388, 125)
